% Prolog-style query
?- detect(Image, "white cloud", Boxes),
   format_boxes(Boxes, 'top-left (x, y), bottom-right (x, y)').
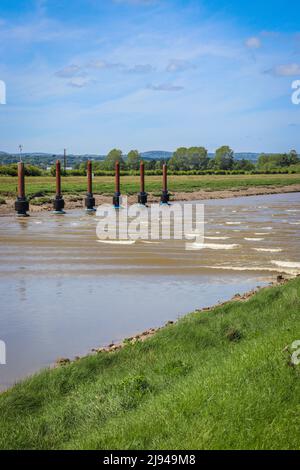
top-left (55, 64), bottom-right (84, 78)
top-left (127, 64), bottom-right (154, 73)
top-left (272, 63), bottom-right (300, 76)
top-left (67, 77), bottom-right (93, 88)
top-left (1, 0), bottom-right (298, 153)
top-left (87, 60), bottom-right (124, 70)
top-left (245, 37), bottom-right (261, 48)
top-left (0, 17), bottom-right (85, 44)
top-left (166, 59), bottom-right (196, 72)
top-left (147, 83), bottom-right (184, 91)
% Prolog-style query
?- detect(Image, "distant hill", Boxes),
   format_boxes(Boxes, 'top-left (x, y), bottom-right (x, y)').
top-left (208, 152), bottom-right (259, 162)
top-left (140, 151), bottom-right (173, 160)
top-left (234, 153), bottom-right (259, 162)
top-left (0, 153), bottom-right (106, 167)
top-left (0, 150), bottom-right (260, 167)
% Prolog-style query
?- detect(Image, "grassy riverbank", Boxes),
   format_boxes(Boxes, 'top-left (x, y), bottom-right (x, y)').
top-left (1, 173), bottom-right (300, 198)
top-left (0, 277), bottom-right (300, 449)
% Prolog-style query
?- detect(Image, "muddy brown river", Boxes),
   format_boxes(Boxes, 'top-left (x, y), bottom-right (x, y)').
top-left (0, 192), bottom-right (299, 389)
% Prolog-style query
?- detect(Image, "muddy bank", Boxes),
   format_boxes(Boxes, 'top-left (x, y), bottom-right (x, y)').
top-left (1, 183), bottom-right (300, 215)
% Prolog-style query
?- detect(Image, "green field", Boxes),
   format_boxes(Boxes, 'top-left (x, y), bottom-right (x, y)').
top-left (1, 278), bottom-right (300, 450)
top-left (0, 173), bottom-right (300, 198)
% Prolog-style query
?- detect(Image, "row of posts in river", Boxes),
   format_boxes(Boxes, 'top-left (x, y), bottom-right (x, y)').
top-left (15, 160), bottom-right (170, 216)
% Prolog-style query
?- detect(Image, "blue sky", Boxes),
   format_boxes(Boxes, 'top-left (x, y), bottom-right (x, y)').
top-left (0, 0), bottom-right (300, 154)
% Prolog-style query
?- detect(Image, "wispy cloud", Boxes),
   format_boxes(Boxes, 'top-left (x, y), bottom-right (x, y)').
top-left (166, 59), bottom-right (196, 72)
top-left (67, 77), bottom-right (93, 88)
top-left (147, 82), bottom-right (184, 91)
top-left (0, 16), bottom-right (86, 45)
top-left (245, 37), bottom-right (261, 48)
top-left (55, 60), bottom-right (154, 84)
top-left (0, 0), bottom-right (298, 153)
top-left (268, 63), bottom-right (300, 76)
top-left (55, 64), bottom-right (85, 78)
top-left (127, 64), bottom-right (154, 73)
top-left (87, 60), bottom-right (124, 70)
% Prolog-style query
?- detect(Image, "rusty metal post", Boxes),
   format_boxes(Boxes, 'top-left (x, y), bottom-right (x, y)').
top-left (138, 161), bottom-right (147, 205)
top-left (53, 160), bottom-right (65, 213)
top-left (161, 163), bottom-right (170, 204)
top-left (14, 162), bottom-right (29, 216)
top-left (85, 160), bottom-right (96, 211)
top-left (113, 161), bottom-right (121, 208)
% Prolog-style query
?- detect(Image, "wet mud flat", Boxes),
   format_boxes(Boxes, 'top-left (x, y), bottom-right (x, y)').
top-left (0, 192), bottom-right (299, 389)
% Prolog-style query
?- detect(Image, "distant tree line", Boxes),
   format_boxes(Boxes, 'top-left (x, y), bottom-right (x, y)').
top-left (0, 163), bottom-right (42, 176)
top-left (71, 146), bottom-right (299, 174)
top-left (257, 150), bottom-right (299, 171)
top-left (0, 147), bottom-right (299, 176)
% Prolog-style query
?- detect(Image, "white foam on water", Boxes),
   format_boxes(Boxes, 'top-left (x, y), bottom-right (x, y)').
top-left (96, 240), bottom-right (136, 245)
top-left (253, 248), bottom-right (282, 253)
top-left (285, 209), bottom-right (300, 212)
top-left (202, 265), bottom-right (300, 275)
top-left (261, 227), bottom-right (272, 230)
top-left (185, 232), bottom-right (202, 240)
top-left (141, 241), bottom-right (161, 244)
top-left (271, 260), bottom-right (300, 269)
top-left (226, 221), bottom-right (241, 225)
top-left (34, 221), bottom-right (42, 224)
top-left (244, 237), bottom-right (264, 241)
top-left (186, 242), bottom-right (239, 250)
top-left (289, 222), bottom-right (300, 225)
top-left (205, 236), bottom-right (230, 240)
top-left (254, 232), bottom-right (269, 235)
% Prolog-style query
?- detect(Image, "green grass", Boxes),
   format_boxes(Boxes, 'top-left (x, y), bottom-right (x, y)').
top-left (0, 173), bottom-right (300, 198)
top-left (29, 196), bottom-right (53, 206)
top-left (1, 278), bottom-right (300, 450)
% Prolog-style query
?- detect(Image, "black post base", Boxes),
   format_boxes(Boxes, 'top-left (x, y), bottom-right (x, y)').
top-left (160, 190), bottom-right (170, 204)
top-left (53, 196), bottom-right (65, 213)
top-left (85, 194), bottom-right (96, 211)
top-left (138, 192), bottom-right (148, 205)
top-left (113, 193), bottom-right (121, 208)
top-left (15, 198), bottom-right (29, 216)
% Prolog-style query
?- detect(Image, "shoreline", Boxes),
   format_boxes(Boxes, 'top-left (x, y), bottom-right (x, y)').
top-left (0, 274), bottom-right (295, 389)
top-left (1, 183), bottom-right (300, 215)
top-left (55, 274), bottom-right (291, 366)
top-left (1, 276), bottom-right (300, 449)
